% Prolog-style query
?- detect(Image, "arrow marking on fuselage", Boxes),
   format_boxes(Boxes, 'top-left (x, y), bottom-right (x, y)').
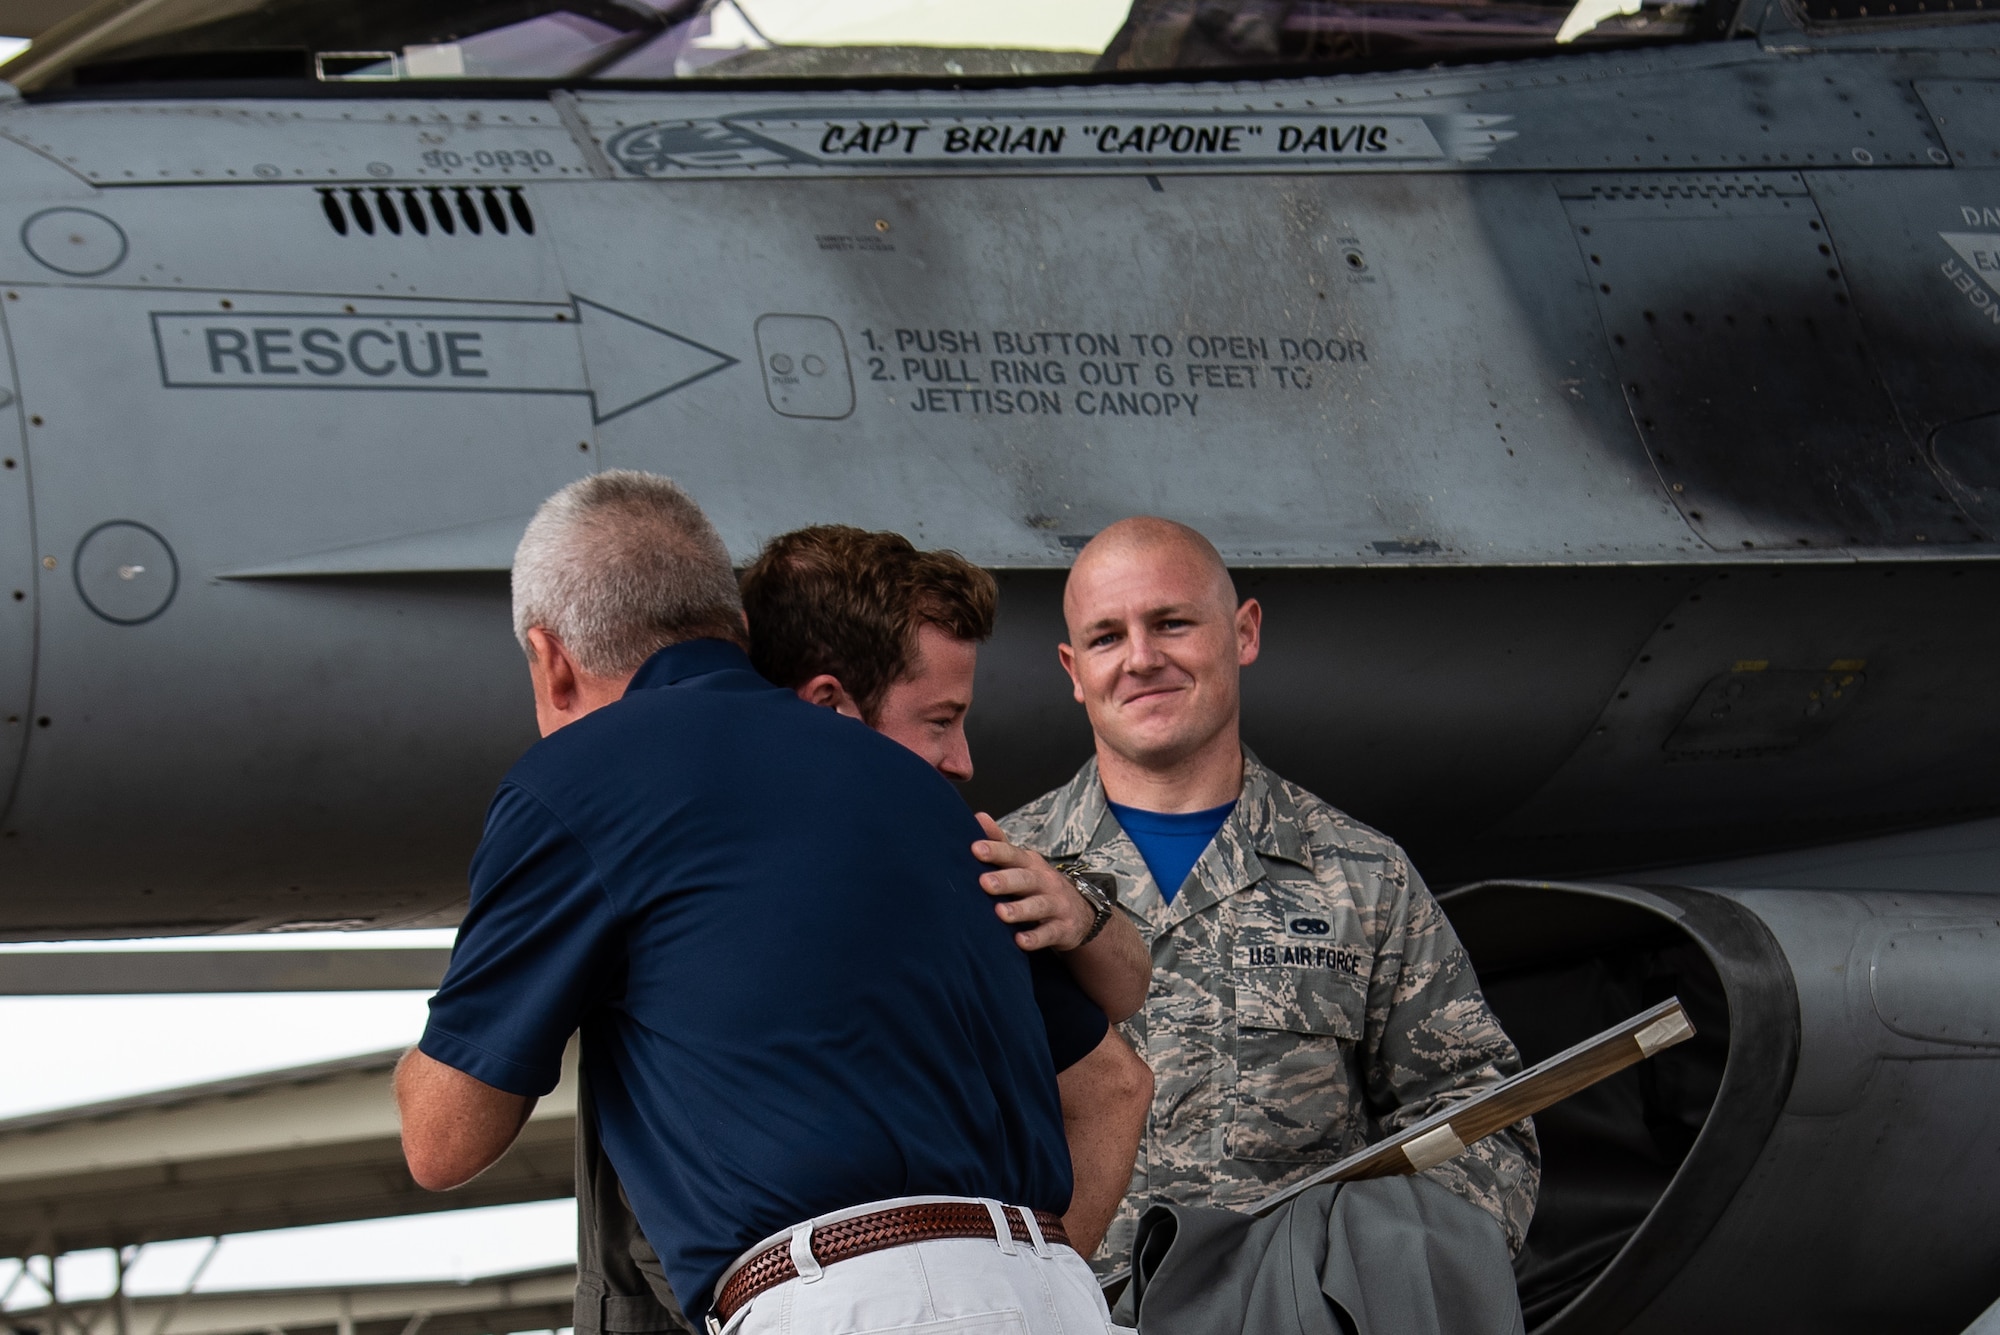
top-left (149, 296), bottom-right (737, 423)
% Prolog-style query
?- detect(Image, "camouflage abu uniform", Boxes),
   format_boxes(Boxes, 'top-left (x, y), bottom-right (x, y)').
top-left (1003, 751), bottom-right (1540, 1267)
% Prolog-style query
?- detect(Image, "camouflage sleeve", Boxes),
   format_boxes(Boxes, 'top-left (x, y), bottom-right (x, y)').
top-left (1360, 854), bottom-right (1541, 1255)
top-left (998, 791), bottom-right (1059, 850)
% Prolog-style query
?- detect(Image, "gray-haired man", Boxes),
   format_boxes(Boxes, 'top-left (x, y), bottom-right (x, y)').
top-left (396, 472), bottom-right (1121, 1334)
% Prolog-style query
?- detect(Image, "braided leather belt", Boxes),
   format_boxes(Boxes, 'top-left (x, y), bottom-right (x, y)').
top-left (714, 1201), bottom-right (1070, 1321)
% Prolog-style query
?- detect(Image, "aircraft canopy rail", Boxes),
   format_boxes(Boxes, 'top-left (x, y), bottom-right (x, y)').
top-left (5, 0), bottom-right (1733, 95)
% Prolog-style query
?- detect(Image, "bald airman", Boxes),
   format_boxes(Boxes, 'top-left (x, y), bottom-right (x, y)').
top-left (1003, 516), bottom-right (1541, 1269)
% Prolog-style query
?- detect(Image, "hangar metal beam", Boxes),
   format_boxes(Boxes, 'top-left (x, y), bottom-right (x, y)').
top-left (0, 1049), bottom-right (575, 1258)
top-left (0, 0), bottom-right (98, 41)
top-left (2, 1264), bottom-right (575, 1335)
top-left (0, 950), bottom-right (452, 995)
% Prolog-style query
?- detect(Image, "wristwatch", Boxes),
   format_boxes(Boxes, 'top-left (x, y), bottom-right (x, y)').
top-left (1056, 862), bottom-right (1118, 947)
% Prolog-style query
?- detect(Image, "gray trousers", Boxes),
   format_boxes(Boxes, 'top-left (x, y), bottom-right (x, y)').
top-left (574, 1073), bottom-right (695, 1335)
top-left (1125, 1177), bottom-right (1524, 1335)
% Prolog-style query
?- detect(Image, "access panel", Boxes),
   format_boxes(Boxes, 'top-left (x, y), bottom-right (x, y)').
top-left (1807, 165), bottom-right (2000, 537)
top-left (1561, 173), bottom-right (1976, 552)
top-left (544, 169), bottom-right (1688, 567)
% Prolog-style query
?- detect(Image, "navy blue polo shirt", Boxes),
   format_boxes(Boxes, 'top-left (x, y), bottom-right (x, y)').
top-left (420, 640), bottom-right (1089, 1310)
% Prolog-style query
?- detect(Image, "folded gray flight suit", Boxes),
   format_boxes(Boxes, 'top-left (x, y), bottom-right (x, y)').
top-left (1125, 1176), bottom-right (1524, 1335)
top-left (574, 1075), bottom-right (694, 1335)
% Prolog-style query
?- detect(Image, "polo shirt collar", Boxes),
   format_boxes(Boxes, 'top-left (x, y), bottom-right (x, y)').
top-left (626, 638), bottom-right (759, 691)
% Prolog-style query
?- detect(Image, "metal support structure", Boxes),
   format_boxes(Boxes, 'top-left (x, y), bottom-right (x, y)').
top-left (112, 1247), bottom-right (132, 1335)
top-left (149, 1238), bottom-right (220, 1335)
top-left (0, 951), bottom-right (450, 996)
top-left (31, 1255), bottom-right (75, 1335)
top-left (2, 1265), bottom-right (572, 1335)
top-left (0, 1046), bottom-right (576, 1260)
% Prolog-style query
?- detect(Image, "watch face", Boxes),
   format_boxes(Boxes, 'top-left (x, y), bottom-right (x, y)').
top-left (1077, 872), bottom-right (1118, 908)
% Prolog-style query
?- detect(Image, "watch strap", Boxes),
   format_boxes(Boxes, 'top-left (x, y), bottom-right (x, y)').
top-left (1059, 865), bottom-right (1117, 946)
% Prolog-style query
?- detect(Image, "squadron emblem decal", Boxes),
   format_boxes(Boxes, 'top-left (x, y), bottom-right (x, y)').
top-left (606, 121), bottom-right (801, 172)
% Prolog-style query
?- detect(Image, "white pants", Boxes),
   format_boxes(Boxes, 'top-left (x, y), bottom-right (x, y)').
top-left (720, 1197), bottom-right (1125, 1335)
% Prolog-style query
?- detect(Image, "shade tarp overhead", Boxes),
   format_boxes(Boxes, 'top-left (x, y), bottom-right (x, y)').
top-left (0, 1048), bottom-right (577, 1257)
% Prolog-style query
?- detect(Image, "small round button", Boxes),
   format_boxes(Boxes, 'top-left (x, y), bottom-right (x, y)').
top-left (769, 354), bottom-right (794, 375)
top-left (73, 521), bottom-right (178, 625)
top-left (802, 354), bottom-right (826, 376)
top-left (21, 208), bottom-right (128, 277)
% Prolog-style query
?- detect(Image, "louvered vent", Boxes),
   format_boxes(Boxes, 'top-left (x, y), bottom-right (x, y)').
top-left (318, 185), bottom-right (535, 238)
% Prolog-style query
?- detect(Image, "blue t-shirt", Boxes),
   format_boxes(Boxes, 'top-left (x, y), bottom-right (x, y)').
top-left (1107, 800), bottom-right (1237, 904)
top-left (421, 640), bottom-right (1087, 1310)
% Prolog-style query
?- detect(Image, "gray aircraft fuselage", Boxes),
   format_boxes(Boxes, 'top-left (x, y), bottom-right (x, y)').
top-left (2, 0), bottom-right (1999, 1330)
